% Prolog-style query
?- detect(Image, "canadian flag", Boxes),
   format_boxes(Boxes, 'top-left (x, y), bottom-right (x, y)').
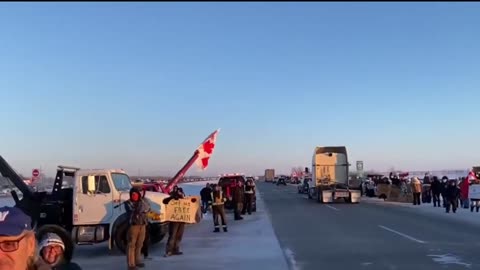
top-left (195, 129), bottom-right (220, 170)
top-left (467, 170), bottom-right (477, 181)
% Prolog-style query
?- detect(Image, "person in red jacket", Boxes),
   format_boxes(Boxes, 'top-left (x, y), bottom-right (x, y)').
top-left (460, 177), bottom-right (470, 209)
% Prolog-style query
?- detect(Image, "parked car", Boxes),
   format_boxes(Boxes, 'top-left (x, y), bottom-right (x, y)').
top-left (277, 177), bottom-right (287, 186)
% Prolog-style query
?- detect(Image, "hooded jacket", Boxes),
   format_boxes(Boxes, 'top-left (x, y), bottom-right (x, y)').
top-left (411, 177), bottom-right (422, 193)
top-left (445, 182), bottom-right (460, 200)
top-left (431, 177), bottom-right (442, 195)
top-left (125, 188), bottom-right (150, 225)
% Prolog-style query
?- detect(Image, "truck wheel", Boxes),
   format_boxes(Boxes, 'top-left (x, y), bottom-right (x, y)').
top-left (113, 219), bottom-right (129, 254)
top-left (317, 190), bottom-right (322, 203)
top-left (36, 224), bottom-right (75, 262)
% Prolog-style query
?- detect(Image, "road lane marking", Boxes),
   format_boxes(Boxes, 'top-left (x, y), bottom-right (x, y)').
top-left (427, 254), bottom-right (471, 268)
top-left (378, 225), bottom-right (427, 244)
top-left (284, 247), bottom-right (301, 270)
top-left (325, 205), bottom-right (340, 211)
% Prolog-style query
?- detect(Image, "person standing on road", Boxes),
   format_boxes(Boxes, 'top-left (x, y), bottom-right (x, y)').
top-left (140, 190), bottom-right (151, 261)
top-left (410, 177), bottom-right (422, 205)
top-left (232, 180), bottom-right (245, 220)
top-left (242, 179), bottom-right (255, 215)
top-left (441, 178), bottom-right (448, 207)
top-left (459, 177), bottom-right (470, 209)
top-left (200, 183), bottom-right (212, 214)
top-left (431, 176), bottom-right (442, 207)
top-left (124, 187), bottom-right (150, 270)
top-left (163, 186), bottom-right (186, 257)
top-left (210, 184), bottom-right (228, 232)
top-left (445, 180), bottom-right (460, 213)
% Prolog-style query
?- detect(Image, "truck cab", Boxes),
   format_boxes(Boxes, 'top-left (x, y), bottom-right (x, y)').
top-left (70, 167), bottom-right (169, 252)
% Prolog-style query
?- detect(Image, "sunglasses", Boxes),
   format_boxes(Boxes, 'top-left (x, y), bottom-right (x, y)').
top-left (0, 233), bottom-right (27, 252)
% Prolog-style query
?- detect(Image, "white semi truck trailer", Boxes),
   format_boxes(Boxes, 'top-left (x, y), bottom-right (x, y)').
top-left (308, 146), bottom-right (361, 203)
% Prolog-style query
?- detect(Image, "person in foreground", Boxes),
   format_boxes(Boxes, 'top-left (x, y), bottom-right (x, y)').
top-left (163, 186), bottom-right (186, 257)
top-left (39, 233), bottom-right (81, 270)
top-left (125, 187), bottom-right (150, 270)
top-left (0, 206), bottom-right (51, 270)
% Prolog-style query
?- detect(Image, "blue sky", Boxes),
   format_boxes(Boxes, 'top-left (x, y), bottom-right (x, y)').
top-left (1, 2), bottom-right (479, 177)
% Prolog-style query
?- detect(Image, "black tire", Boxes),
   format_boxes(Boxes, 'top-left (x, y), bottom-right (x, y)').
top-left (113, 219), bottom-right (129, 254)
top-left (36, 224), bottom-right (75, 262)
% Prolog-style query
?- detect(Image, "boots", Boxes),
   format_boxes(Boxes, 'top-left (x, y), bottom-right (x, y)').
top-left (213, 228), bottom-right (220, 233)
top-left (223, 227), bottom-right (228, 232)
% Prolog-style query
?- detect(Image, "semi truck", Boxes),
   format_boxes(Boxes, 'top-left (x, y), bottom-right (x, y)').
top-left (264, 169), bottom-right (275, 182)
top-left (307, 146), bottom-right (361, 203)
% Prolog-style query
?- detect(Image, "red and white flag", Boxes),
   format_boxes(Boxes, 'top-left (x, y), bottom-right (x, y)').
top-left (195, 129), bottom-right (220, 170)
top-left (467, 170), bottom-right (477, 181)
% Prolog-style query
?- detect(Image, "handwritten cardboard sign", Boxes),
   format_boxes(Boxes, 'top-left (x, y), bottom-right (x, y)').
top-left (164, 196), bottom-right (201, 224)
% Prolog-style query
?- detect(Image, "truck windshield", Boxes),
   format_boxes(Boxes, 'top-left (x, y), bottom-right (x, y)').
top-left (111, 173), bottom-right (132, 192)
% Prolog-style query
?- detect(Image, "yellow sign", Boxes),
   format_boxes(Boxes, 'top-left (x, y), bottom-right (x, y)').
top-left (147, 211), bottom-right (161, 221)
top-left (164, 196), bottom-right (201, 224)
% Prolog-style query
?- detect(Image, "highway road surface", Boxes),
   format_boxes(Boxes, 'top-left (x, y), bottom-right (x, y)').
top-left (258, 182), bottom-right (479, 270)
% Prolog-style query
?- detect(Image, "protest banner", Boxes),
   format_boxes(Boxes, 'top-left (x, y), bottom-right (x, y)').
top-left (164, 196), bottom-right (201, 224)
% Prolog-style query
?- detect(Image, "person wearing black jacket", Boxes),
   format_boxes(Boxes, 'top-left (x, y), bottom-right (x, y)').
top-left (445, 180), bottom-right (460, 213)
top-left (431, 176), bottom-right (442, 207)
top-left (440, 178), bottom-right (448, 207)
top-left (242, 179), bottom-right (255, 215)
top-left (232, 180), bottom-right (245, 220)
top-left (163, 186), bottom-right (186, 257)
top-left (200, 183), bottom-right (212, 214)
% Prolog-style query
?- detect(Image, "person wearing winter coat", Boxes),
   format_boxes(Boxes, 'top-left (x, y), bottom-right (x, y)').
top-left (210, 184), bottom-right (228, 232)
top-left (445, 180), bottom-right (461, 213)
top-left (200, 184), bottom-right (213, 214)
top-left (163, 186), bottom-right (186, 257)
top-left (242, 179), bottom-right (255, 215)
top-left (431, 176), bottom-right (442, 207)
top-left (460, 177), bottom-right (470, 209)
top-left (38, 233), bottom-right (81, 270)
top-left (440, 178), bottom-right (448, 207)
top-left (124, 187), bottom-right (150, 269)
top-left (410, 177), bottom-right (422, 205)
top-left (232, 180), bottom-right (245, 220)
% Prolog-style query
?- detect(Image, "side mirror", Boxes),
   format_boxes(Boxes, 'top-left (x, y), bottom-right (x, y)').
top-left (87, 176), bottom-right (96, 194)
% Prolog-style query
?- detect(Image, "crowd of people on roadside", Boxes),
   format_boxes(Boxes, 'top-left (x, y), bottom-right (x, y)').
top-left (199, 178), bottom-right (256, 233)
top-left (361, 170), bottom-right (480, 214)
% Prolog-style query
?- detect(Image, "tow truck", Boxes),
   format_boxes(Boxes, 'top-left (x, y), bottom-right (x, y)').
top-left (308, 146), bottom-right (361, 203)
